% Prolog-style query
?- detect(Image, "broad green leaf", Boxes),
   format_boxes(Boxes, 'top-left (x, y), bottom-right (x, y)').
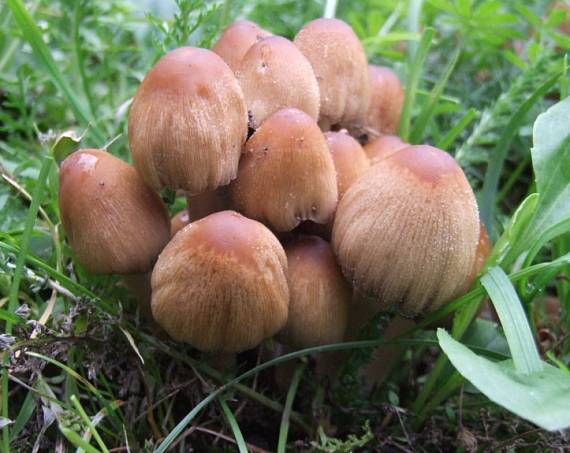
top-left (438, 329), bottom-right (570, 431)
top-left (509, 96), bottom-right (570, 264)
top-left (481, 267), bottom-right (542, 374)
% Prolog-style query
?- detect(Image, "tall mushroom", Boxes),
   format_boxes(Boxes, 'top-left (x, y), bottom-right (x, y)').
top-left (294, 18), bottom-right (370, 132)
top-left (212, 20), bottom-right (272, 72)
top-left (236, 36), bottom-right (320, 129)
top-left (230, 108), bottom-right (338, 231)
top-left (59, 149), bottom-right (171, 318)
top-left (365, 65), bottom-right (405, 137)
top-left (332, 145), bottom-right (479, 317)
top-left (151, 211), bottom-right (289, 353)
top-left (128, 47), bottom-right (248, 195)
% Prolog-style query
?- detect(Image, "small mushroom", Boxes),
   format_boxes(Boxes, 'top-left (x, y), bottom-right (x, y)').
top-left (366, 65), bottom-right (405, 137)
top-left (59, 149), bottom-right (170, 275)
top-left (280, 236), bottom-right (350, 349)
top-left (151, 211), bottom-right (289, 353)
top-left (332, 145), bottom-right (479, 317)
top-left (128, 47), bottom-right (248, 194)
top-left (230, 108), bottom-right (338, 232)
top-left (325, 131), bottom-right (369, 200)
top-left (294, 18), bottom-right (370, 132)
top-left (170, 209), bottom-right (190, 237)
top-left (212, 20), bottom-right (272, 72)
top-left (364, 135), bottom-right (408, 165)
top-left (236, 36), bottom-right (320, 129)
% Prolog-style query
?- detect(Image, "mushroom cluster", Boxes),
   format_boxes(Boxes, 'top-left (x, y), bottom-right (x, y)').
top-left (58, 18), bottom-right (486, 368)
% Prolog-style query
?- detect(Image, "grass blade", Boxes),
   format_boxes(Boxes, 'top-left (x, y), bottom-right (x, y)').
top-left (6, 0), bottom-right (105, 145)
top-left (479, 72), bottom-right (560, 236)
top-left (61, 428), bottom-right (103, 453)
top-left (2, 155), bottom-right (52, 450)
top-left (218, 396), bottom-right (248, 453)
top-left (438, 108), bottom-right (478, 150)
top-left (277, 362), bottom-right (306, 453)
top-left (481, 267), bottom-right (542, 374)
top-left (398, 27), bottom-right (435, 140)
top-left (409, 45), bottom-right (461, 144)
top-left (70, 395), bottom-right (110, 453)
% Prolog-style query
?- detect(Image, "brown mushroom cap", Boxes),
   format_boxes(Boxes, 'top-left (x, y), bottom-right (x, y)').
top-left (364, 135), bottom-right (408, 165)
top-left (230, 108), bottom-right (338, 231)
top-left (332, 145), bottom-right (479, 316)
top-left (237, 36), bottom-right (320, 129)
top-left (280, 236), bottom-right (350, 349)
top-left (366, 65), bottom-right (405, 136)
top-left (212, 20), bottom-right (272, 72)
top-left (59, 149), bottom-right (170, 274)
top-left (170, 209), bottom-right (190, 238)
top-left (128, 47), bottom-right (248, 194)
top-left (325, 131), bottom-right (369, 200)
top-left (294, 18), bottom-right (370, 131)
top-left (151, 210), bottom-right (289, 353)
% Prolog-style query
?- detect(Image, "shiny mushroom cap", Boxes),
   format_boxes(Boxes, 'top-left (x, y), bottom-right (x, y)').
top-left (230, 108), bottom-right (338, 231)
top-left (294, 18), bottom-right (370, 132)
top-left (325, 131), bottom-right (369, 200)
top-left (128, 47), bottom-right (248, 194)
top-left (332, 145), bottom-right (479, 317)
top-left (364, 135), bottom-right (408, 165)
top-left (280, 235), bottom-right (350, 349)
top-left (59, 149), bottom-right (170, 274)
top-left (151, 210), bottom-right (289, 353)
top-left (237, 36), bottom-right (320, 129)
top-left (212, 20), bottom-right (272, 72)
top-left (366, 65), bottom-right (405, 137)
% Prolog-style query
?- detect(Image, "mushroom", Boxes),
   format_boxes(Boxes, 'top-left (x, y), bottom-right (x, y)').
top-left (236, 36), bottom-right (320, 129)
top-left (59, 149), bottom-right (171, 318)
top-left (170, 209), bottom-right (190, 237)
top-left (325, 131), bottom-right (369, 200)
top-left (332, 145), bottom-right (479, 317)
top-left (230, 108), bottom-right (338, 232)
top-left (280, 235), bottom-right (350, 349)
top-left (294, 18), bottom-right (370, 132)
top-left (128, 47), bottom-right (248, 194)
top-left (364, 135), bottom-right (408, 165)
top-left (151, 210), bottom-right (289, 353)
top-left (365, 65), bottom-right (405, 137)
top-left (212, 20), bottom-right (272, 72)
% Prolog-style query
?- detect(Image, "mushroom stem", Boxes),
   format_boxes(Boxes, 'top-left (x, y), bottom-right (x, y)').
top-left (121, 272), bottom-right (153, 322)
top-left (186, 189), bottom-right (227, 222)
top-left (202, 352), bottom-right (237, 373)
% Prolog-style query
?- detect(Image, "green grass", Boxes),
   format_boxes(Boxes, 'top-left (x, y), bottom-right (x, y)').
top-left (1, 0), bottom-right (570, 451)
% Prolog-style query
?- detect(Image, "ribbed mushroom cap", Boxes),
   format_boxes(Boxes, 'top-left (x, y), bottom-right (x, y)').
top-left (59, 149), bottom-right (170, 274)
top-left (237, 36), bottom-right (320, 129)
top-left (170, 209), bottom-right (190, 237)
top-left (280, 236), bottom-right (350, 349)
top-left (151, 210), bottom-right (289, 353)
top-left (364, 135), bottom-right (408, 165)
top-left (128, 47), bottom-right (248, 194)
top-left (366, 65), bottom-right (405, 136)
top-left (212, 20), bottom-right (272, 72)
top-left (294, 18), bottom-right (370, 131)
top-left (230, 108), bottom-right (338, 231)
top-left (332, 145), bottom-right (479, 316)
top-left (325, 131), bottom-right (369, 200)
